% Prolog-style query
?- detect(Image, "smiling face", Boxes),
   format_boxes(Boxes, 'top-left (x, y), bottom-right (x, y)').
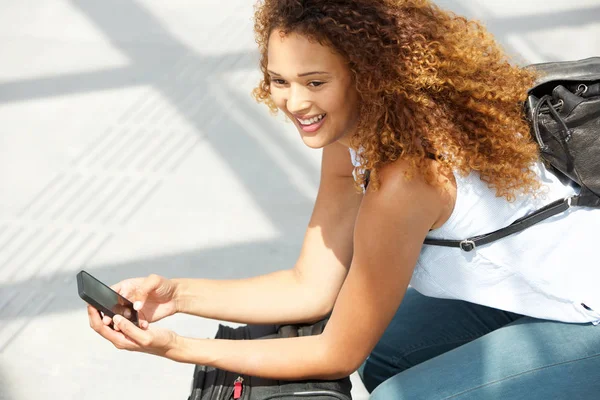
top-left (267, 29), bottom-right (360, 149)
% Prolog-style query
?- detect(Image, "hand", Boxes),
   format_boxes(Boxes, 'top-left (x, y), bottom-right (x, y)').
top-left (88, 305), bottom-right (179, 358)
top-left (103, 274), bottom-right (179, 330)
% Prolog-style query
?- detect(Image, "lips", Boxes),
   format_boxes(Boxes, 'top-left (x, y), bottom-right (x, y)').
top-left (296, 114), bottom-right (327, 133)
top-left (296, 113), bottom-right (326, 126)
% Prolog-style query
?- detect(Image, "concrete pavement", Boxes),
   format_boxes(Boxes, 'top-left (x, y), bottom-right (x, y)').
top-left (1, 1), bottom-right (599, 399)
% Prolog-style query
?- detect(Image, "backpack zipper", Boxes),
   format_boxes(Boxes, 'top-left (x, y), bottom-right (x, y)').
top-left (233, 376), bottom-right (244, 399)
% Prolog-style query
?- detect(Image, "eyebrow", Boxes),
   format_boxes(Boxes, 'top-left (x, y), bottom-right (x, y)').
top-left (267, 70), bottom-right (331, 77)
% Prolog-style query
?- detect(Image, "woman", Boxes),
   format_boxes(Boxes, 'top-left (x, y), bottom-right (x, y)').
top-left (87, 0), bottom-right (600, 398)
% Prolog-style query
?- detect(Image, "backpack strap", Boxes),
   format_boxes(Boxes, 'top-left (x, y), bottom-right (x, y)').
top-left (423, 195), bottom-right (578, 252)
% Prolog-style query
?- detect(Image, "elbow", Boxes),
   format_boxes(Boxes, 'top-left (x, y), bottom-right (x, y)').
top-left (314, 299), bottom-right (335, 322)
top-left (328, 365), bottom-right (358, 381)
top-left (337, 357), bottom-right (363, 379)
top-left (321, 357), bottom-right (361, 381)
top-left (318, 340), bottom-right (364, 380)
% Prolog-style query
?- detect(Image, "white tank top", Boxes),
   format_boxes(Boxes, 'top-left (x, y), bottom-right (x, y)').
top-left (349, 148), bottom-right (600, 324)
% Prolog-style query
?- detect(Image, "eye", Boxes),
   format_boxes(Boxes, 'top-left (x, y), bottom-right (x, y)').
top-left (308, 81), bottom-right (325, 87)
top-left (271, 78), bottom-right (287, 85)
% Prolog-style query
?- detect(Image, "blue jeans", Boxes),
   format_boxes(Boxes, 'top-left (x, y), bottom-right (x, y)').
top-left (359, 288), bottom-right (600, 399)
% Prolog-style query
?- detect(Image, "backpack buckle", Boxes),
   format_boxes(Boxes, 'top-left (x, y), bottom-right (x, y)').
top-left (459, 240), bottom-right (476, 252)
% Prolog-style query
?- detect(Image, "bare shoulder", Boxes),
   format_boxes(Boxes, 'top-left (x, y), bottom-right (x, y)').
top-left (363, 159), bottom-right (456, 231)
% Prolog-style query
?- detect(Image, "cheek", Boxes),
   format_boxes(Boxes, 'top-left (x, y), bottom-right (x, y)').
top-left (269, 89), bottom-right (286, 110)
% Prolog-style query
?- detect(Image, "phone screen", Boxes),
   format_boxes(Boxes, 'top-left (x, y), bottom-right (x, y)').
top-left (78, 270), bottom-right (138, 325)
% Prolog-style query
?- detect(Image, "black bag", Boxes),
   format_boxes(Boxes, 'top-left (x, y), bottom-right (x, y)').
top-left (424, 57), bottom-right (600, 252)
top-left (188, 319), bottom-right (353, 400)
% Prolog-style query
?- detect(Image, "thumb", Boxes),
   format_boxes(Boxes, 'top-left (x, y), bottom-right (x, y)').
top-left (112, 314), bottom-right (145, 344)
top-left (134, 274), bottom-right (162, 310)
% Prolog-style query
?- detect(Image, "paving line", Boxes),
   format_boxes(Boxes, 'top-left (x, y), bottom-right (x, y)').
top-left (83, 178), bottom-right (131, 225)
top-left (119, 128), bottom-right (161, 170)
top-left (174, 54), bottom-right (203, 84)
top-left (117, 88), bottom-right (158, 124)
top-left (93, 178), bottom-right (136, 223)
top-left (149, 131), bottom-right (193, 173)
top-left (166, 136), bottom-right (202, 174)
top-left (50, 175), bottom-right (99, 221)
top-left (61, 233), bottom-right (114, 287)
top-left (119, 180), bottom-right (163, 225)
top-left (0, 227), bottom-right (44, 278)
top-left (134, 129), bottom-right (175, 171)
top-left (0, 291), bottom-right (55, 353)
top-left (0, 226), bottom-right (24, 255)
top-left (8, 227), bottom-right (62, 283)
top-left (0, 287), bottom-right (37, 323)
top-left (16, 173), bottom-right (67, 219)
top-left (85, 126), bottom-right (130, 167)
top-left (161, 85), bottom-right (206, 126)
top-left (15, 172), bottom-right (67, 218)
top-left (126, 55), bottom-right (194, 125)
top-left (24, 230), bottom-right (78, 284)
top-left (0, 225), bottom-right (8, 242)
top-left (42, 231), bottom-right (97, 279)
top-left (158, 87), bottom-right (194, 126)
top-left (0, 290), bottom-right (19, 318)
top-left (92, 127), bottom-right (134, 168)
top-left (151, 83), bottom-right (197, 124)
top-left (30, 173), bottom-right (83, 220)
top-left (115, 128), bottom-right (150, 170)
top-left (65, 175), bottom-right (109, 222)
top-left (32, 173), bottom-right (84, 220)
top-left (181, 92), bottom-right (222, 123)
top-left (69, 127), bottom-right (115, 166)
top-left (101, 127), bottom-right (141, 169)
top-left (100, 179), bottom-right (147, 225)
top-left (134, 91), bottom-right (166, 124)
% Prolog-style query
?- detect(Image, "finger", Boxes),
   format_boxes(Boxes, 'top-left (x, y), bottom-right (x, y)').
top-left (135, 274), bottom-right (162, 310)
top-left (138, 311), bottom-right (149, 329)
top-left (113, 315), bottom-right (149, 345)
top-left (88, 305), bottom-right (104, 331)
top-left (112, 304), bottom-right (132, 319)
top-left (103, 315), bottom-right (112, 325)
top-left (88, 306), bottom-right (137, 349)
top-left (110, 281), bottom-right (123, 295)
top-left (88, 306), bottom-right (139, 350)
top-left (111, 281), bottom-right (136, 302)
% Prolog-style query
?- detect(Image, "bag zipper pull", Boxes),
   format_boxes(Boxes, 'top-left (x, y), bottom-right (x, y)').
top-left (233, 376), bottom-right (244, 399)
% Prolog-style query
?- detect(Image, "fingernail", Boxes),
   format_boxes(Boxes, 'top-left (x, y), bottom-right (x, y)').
top-left (124, 309), bottom-right (131, 318)
top-left (143, 321), bottom-right (149, 329)
top-left (134, 301), bottom-right (142, 310)
top-left (113, 315), bottom-right (122, 324)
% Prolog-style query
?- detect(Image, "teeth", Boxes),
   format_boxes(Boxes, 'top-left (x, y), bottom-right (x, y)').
top-left (298, 114), bottom-right (325, 125)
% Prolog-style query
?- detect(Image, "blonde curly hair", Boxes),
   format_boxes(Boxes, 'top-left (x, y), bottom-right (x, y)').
top-left (252, 0), bottom-right (541, 200)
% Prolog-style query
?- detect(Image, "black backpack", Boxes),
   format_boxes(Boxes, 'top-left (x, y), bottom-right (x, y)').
top-left (424, 57), bottom-right (600, 251)
top-left (188, 320), bottom-right (352, 400)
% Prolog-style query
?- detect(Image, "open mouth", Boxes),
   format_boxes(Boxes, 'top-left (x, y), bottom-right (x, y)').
top-left (296, 113), bottom-right (327, 132)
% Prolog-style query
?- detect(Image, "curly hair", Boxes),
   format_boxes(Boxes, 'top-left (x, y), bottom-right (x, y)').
top-left (252, 0), bottom-right (541, 200)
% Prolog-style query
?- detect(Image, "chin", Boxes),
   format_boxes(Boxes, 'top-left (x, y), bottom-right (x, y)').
top-left (300, 137), bottom-right (326, 149)
top-left (299, 132), bottom-right (335, 149)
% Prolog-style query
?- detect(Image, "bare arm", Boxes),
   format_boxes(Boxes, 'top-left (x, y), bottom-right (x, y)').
top-left (167, 159), bottom-right (451, 379)
top-left (173, 142), bottom-right (362, 325)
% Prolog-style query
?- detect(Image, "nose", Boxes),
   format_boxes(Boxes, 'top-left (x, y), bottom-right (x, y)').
top-left (286, 85), bottom-right (311, 115)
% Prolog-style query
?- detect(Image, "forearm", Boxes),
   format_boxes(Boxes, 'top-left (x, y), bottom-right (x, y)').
top-left (168, 335), bottom-right (348, 381)
top-left (172, 269), bottom-right (331, 325)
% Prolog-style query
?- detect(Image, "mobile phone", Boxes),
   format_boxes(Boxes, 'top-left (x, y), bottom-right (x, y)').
top-left (77, 270), bottom-right (139, 326)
